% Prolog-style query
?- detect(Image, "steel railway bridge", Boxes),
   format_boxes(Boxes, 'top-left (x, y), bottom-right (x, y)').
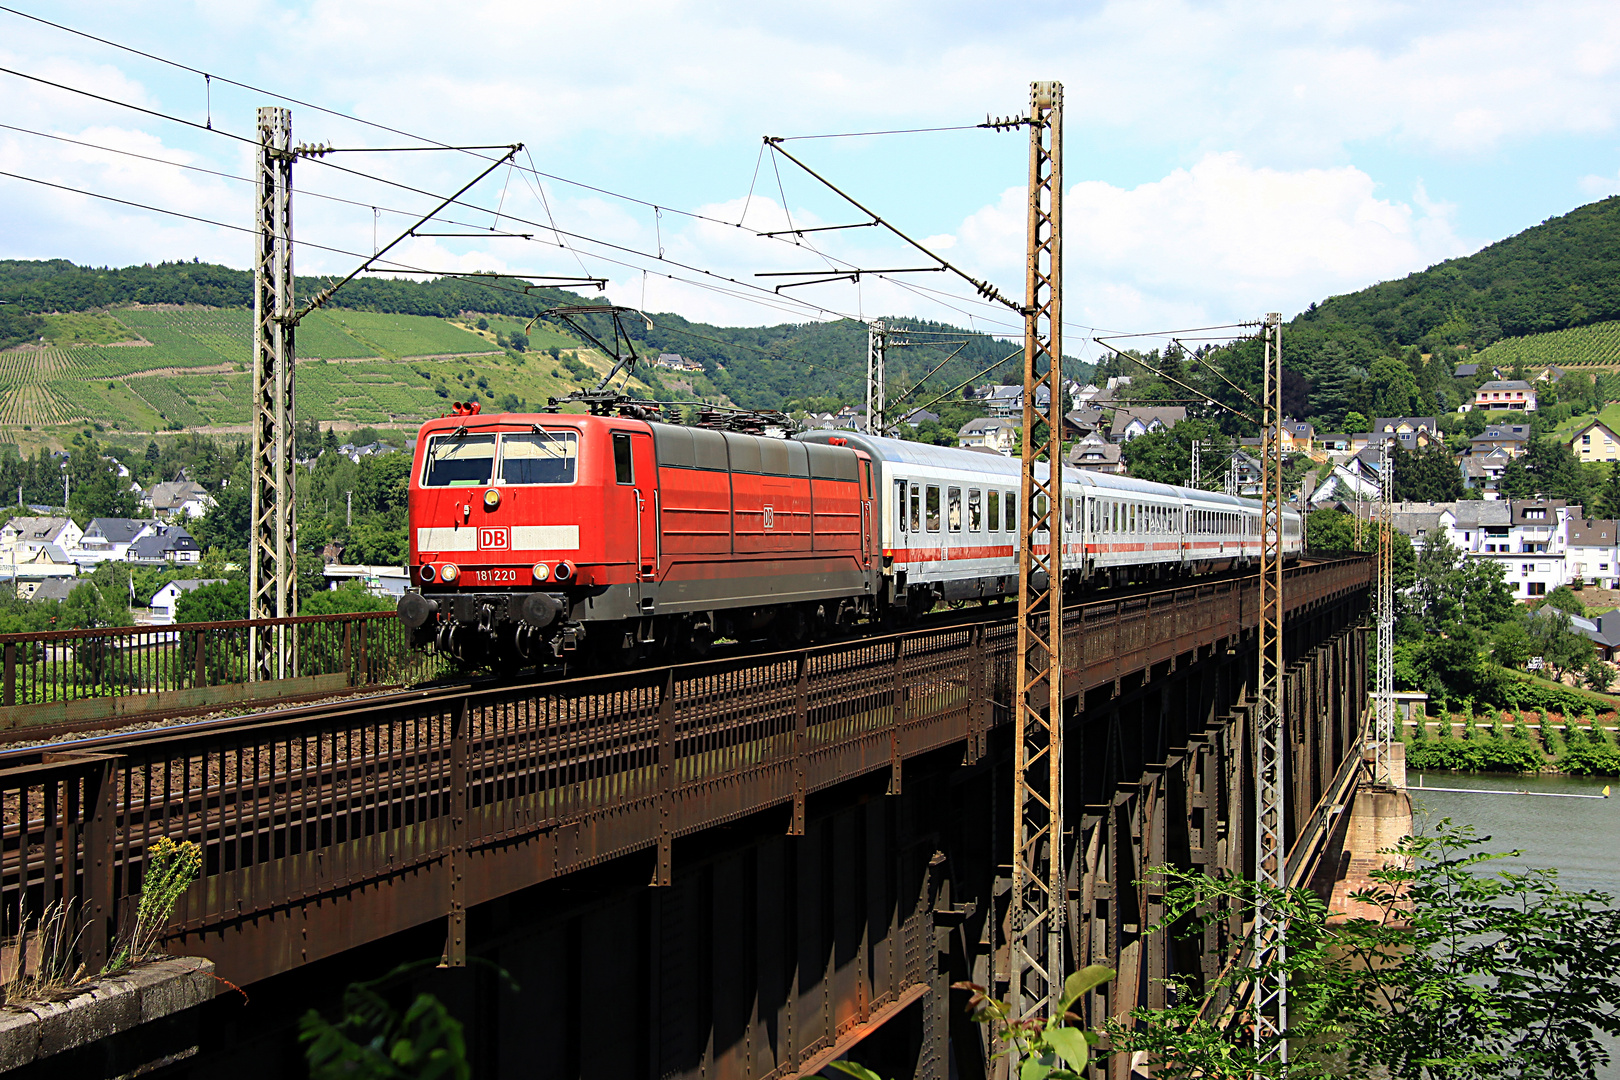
top-left (2, 556), bottom-right (1371, 1079)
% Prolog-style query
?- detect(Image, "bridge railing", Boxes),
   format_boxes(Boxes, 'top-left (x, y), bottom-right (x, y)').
top-left (0, 557), bottom-right (1372, 987)
top-left (0, 611), bottom-right (443, 738)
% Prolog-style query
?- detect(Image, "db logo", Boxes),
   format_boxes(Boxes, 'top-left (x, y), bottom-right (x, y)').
top-left (762, 505), bottom-right (775, 530)
top-left (478, 527), bottom-right (510, 550)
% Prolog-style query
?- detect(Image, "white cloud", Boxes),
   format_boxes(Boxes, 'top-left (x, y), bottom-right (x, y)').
top-left (1578, 170), bottom-right (1620, 199)
top-left (937, 153), bottom-right (1478, 335)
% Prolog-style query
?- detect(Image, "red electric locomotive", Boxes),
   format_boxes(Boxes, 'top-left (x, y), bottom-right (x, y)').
top-left (397, 404), bottom-right (880, 664)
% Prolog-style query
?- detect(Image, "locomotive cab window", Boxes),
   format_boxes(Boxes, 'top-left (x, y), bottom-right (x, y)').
top-left (495, 431), bottom-right (578, 486)
top-left (612, 433), bottom-right (634, 484)
top-left (422, 433), bottom-right (497, 487)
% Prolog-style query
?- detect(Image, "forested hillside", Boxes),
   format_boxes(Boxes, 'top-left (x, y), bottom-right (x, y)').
top-left (0, 259), bottom-right (1077, 412)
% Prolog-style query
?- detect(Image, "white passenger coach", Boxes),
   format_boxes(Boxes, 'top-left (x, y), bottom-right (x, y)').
top-left (799, 431), bottom-right (1303, 614)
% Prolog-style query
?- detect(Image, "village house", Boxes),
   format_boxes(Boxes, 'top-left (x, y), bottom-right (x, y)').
top-left (0, 516), bottom-right (84, 557)
top-left (1108, 406), bottom-right (1186, 444)
top-left (1067, 433), bottom-right (1124, 474)
top-left (957, 417), bottom-right (1019, 454)
top-left (70, 517), bottom-right (155, 566)
top-left (148, 579), bottom-right (226, 625)
top-left (144, 480), bottom-right (216, 520)
top-left (1467, 379), bottom-right (1537, 412)
top-left (1569, 419), bottom-right (1620, 464)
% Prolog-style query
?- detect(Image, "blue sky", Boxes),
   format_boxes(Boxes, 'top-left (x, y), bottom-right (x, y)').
top-left (4, 1), bottom-right (1619, 358)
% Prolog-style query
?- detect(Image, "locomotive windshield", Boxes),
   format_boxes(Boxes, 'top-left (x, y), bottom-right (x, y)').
top-left (420, 430), bottom-right (580, 487)
top-left (499, 431), bottom-right (578, 485)
top-left (421, 433), bottom-right (496, 487)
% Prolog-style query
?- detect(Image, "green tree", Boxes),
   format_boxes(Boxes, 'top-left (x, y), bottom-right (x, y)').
top-left (1597, 461), bottom-right (1620, 519)
top-left (1342, 410), bottom-right (1370, 433)
top-left (1305, 508), bottom-right (1355, 553)
top-left (1528, 606), bottom-right (1596, 682)
top-left (175, 578), bottom-right (248, 623)
top-left (57, 581), bottom-right (133, 629)
top-left (1367, 356), bottom-right (1421, 418)
top-left (1107, 822), bottom-right (1620, 1079)
top-left (1499, 457), bottom-right (1535, 499)
top-left (300, 581), bottom-right (393, 615)
top-left (1543, 584), bottom-right (1586, 617)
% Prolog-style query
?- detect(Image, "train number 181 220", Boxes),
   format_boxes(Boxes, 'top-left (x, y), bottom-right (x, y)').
top-left (473, 568), bottom-right (518, 583)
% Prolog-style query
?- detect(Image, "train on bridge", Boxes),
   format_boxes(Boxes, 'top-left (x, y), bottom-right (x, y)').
top-left (396, 407), bottom-right (1303, 665)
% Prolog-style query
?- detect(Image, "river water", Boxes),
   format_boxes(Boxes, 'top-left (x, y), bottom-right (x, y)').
top-left (1409, 771), bottom-right (1619, 1075)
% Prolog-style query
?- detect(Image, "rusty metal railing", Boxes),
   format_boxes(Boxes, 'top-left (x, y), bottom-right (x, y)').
top-left (0, 611), bottom-right (445, 737)
top-left (0, 558), bottom-right (1371, 989)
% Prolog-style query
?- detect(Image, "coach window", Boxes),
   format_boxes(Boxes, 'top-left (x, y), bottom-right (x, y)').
top-left (910, 483), bottom-right (922, 533)
top-left (1006, 492), bottom-right (1017, 533)
top-left (613, 433), bottom-right (634, 484)
top-left (987, 490), bottom-right (1000, 531)
top-left (968, 489), bottom-right (982, 532)
top-left (948, 487), bottom-right (963, 532)
top-left (926, 485), bottom-right (941, 532)
top-left (896, 482), bottom-right (908, 533)
top-left (1064, 497), bottom-right (1073, 529)
top-left (1035, 494), bottom-right (1049, 529)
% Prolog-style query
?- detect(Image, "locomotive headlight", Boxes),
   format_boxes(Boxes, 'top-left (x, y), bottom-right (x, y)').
top-left (483, 488), bottom-right (501, 510)
top-left (441, 563), bottom-right (459, 582)
top-left (532, 562), bottom-right (550, 581)
top-left (420, 564), bottom-right (437, 582)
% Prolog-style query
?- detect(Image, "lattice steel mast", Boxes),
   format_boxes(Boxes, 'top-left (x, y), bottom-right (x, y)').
top-left (1253, 312), bottom-right (1288, 1068)
top-left (865, 319), bottom-right (887, 436)
top-left (1191, 437), bottom-right (1202, 487)
top-left (1011, 79), bottom-right (1066, 1022)
top-left (251, 107), bottom-right (297, 680)
top-left (1373, 434), bottom-right (1396, 784)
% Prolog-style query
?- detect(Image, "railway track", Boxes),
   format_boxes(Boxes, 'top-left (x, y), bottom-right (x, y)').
top-left (3, 562), bottom-right (1280, 754)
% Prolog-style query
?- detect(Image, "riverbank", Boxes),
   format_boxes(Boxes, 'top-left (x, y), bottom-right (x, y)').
top-left (1403, 707), bottom-right (1620, 776)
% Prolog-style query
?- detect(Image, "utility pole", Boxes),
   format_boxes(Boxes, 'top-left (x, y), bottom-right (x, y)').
top-left (1373, 435), bottom-right (1396, 785)
top-left (865, 319), bottom-right (887, 436)
top-left (250, 106), bottom-right (297, 681)
top-left (1253, 312), bottom-right (1287, 1070)
top-left (1011, 79), bottom-right (1065, 1024)
top-left (346, 490), bottom-right (353, 528)
top-left (1190, 437), bottom-right (1201, 487)
top-left (1225, 453), bottom-right (1237, 497)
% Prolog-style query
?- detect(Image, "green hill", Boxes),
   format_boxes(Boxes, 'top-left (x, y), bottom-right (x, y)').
top-left (0, 258), bottom-right (1077, 433)
top-left (1298, 195), bottom-right (1620, 351)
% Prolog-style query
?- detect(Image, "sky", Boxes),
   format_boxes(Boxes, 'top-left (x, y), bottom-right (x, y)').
top-left (4, 1), bottom-right (1620, 360)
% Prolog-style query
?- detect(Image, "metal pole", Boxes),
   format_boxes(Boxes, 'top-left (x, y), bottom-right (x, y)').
top-left (1190, 437), bottom-right (1201, 487)
top-left (1011, 78), bottom-right (1065, 1024)
top-left (865, 319), bottom-right (886, 436)
top-left (1374, 435), bottom-right (1396, 785)
top-left (250, 106), bottom-right (297, 680)
top-left (1253, 312), bottom-right (1287, 1070)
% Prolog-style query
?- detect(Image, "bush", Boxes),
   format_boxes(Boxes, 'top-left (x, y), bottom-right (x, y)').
top-left (299, 581), bottom-right (394, 616)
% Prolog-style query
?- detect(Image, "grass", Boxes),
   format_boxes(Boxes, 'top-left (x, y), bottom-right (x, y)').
top-left (40, 312), bottom-right (138, 346)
